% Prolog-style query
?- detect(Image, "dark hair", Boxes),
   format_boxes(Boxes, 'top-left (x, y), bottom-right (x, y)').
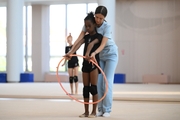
top-left (95, 6), bottom-right (107, 17)
top-left (84, 12), bottom-right (96, 24)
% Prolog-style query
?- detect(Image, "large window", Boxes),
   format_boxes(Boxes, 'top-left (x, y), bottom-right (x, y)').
top-left (0, 7), bottom-right (6, 71)
top-left (23, 6), bottom-right (32, 72)
top-left (49, 3), bottom-right (98, 72)
top-left (0, 6), bottom-right (32, 72)
top-left (49, 5), bottom-right (66, 71)
top-left (0, 3), bottom-right (98, 72)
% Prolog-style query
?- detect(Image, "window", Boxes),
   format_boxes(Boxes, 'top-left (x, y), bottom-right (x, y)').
top-left (0, 6), bottom-right (32, 72)
top-left (49, 5), bottom-right (66, 71)
top-left (0, 3), bottom-right (98, 72)
top-left (0, 7), bottom-right (6, 71)
top-left (23, 6), bottom-right (32, 71)
top-left (49, 3), bottom-right (98, 72)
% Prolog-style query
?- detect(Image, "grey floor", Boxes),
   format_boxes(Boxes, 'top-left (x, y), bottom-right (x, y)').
top-left (0, 83), bottom-right (180, 120)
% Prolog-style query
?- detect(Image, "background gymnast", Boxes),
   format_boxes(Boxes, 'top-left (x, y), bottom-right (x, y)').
top-left (65, 33), bottom-right (79, 95)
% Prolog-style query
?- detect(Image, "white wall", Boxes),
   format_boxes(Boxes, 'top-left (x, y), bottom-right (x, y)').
top-left (115, 0), bottom-right (180, 83)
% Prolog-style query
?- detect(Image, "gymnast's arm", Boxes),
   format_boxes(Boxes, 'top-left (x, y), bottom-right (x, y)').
top-left (70, 31), bottom-right (85, 52)
top-left (85, 38), bottom-right (100, 56)
top-left (67, 38), bottom-right (84, 55)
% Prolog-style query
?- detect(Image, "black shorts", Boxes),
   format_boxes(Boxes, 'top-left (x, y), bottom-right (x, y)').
top-left (68, 62), bottom-right (79, 68)
top-left (82, 61), bottom-right (100, 73)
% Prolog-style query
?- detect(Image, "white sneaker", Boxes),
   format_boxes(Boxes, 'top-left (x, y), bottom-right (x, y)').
top-left (103, 112), bottom-right (110, 117)
top-left (96, 111), bottom-right (103, 117)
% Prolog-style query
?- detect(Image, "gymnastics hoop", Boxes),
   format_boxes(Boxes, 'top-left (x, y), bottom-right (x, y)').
top-left (56, 54), bottom-right (108, 104)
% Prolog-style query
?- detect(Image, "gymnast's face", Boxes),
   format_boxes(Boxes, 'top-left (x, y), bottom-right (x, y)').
top-left (67, 36), bottom-right (72, 44)
top-left (84, 20), bottom-right (96, 34)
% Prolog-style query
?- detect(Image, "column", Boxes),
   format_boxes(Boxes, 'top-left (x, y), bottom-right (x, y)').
top-left (6, 0), bottom-right (24, 82)
top-left (97, 0), bottom-right (116, 40)
top-left (31, 5), bottom-right (50, 82)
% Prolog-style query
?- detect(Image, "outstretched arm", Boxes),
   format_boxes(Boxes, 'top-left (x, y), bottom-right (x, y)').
top-left (70, 31), bottom-right (85, 51)
top-left (85, 39), bottom-right (99, 57)
top-left (62, 38), bottom-right (84, 66)
top-left (65, 38), bottom-right (84, 56)
top-left (90, 36), bottom-right (108, 57)
top-left (85, 38), bottom-right (100, 63)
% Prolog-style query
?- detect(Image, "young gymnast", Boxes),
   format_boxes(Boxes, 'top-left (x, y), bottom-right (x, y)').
top-left (65, 33), bottom-right (79, 95)
top-left (64, 12), bottom-right (103, 118)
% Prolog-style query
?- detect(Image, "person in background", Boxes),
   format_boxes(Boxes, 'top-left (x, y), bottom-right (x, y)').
top-left (65, 33), bottom-right (79, 95)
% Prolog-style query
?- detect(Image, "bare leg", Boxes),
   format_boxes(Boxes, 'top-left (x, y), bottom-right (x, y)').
top-left (90, 68), bottom-right (99, 116)
top-left (70, 83), bottom-right (73, 94)
top-left (75, 82), bottom-right (78, 94)
top-left (82, 72), bottom-right (90, 116)
top-left (84, 98), bottom-right (89, 115)
top-left (92, 94), bottom-right (98, 115)
top-left (73, 66), bottom-right (79, 94)
top-left (68, 68), bottom-right (74, 94)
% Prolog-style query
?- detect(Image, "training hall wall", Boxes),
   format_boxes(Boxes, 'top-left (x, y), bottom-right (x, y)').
top-left (115, 0), bottom-right (180, 83)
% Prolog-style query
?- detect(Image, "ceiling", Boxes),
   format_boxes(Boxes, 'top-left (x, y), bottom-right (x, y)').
top-left (0, 0), bottom-right (97, 6)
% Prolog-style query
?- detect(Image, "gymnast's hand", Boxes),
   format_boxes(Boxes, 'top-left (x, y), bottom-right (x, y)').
top-left (64, 52), bottom-right (72, 59)
top-left (61, 53), bottom-right (72, 66)
top-left (89, 52), bottom-right (97, 64)
top-left (61, 59), bottom-right (67, 66)
top-left (85, 53), bottom-right (91, 63)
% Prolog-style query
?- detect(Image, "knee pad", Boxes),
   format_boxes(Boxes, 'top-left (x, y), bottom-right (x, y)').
top-left (69, 76), bottom-right (74, 83)
top-left (73, 76), bottom-right (78, 83)
top-left (89, 85), bottom-right (97, 96)
top-left (83, 86), bottom-right (89, 98)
